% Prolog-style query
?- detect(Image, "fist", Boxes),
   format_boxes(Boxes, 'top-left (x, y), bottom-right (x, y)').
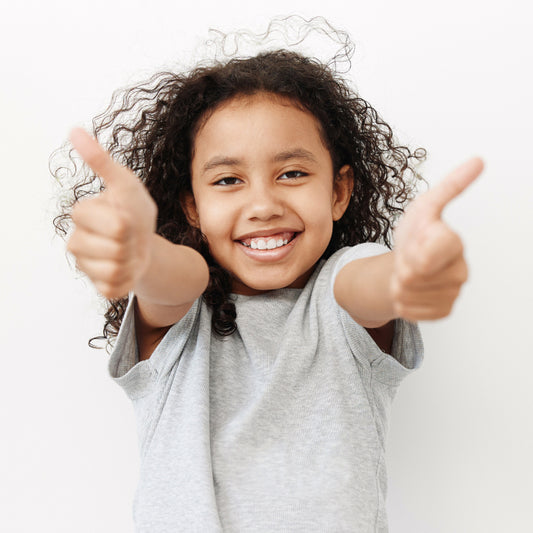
top-left (390, 157), bottom-right (484, 321)
top-left (66, 128), bottom-right (158, 299)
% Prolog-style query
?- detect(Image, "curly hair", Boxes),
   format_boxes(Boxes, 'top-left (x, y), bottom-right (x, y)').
top-left (52, 20), bottom-right (426, 350)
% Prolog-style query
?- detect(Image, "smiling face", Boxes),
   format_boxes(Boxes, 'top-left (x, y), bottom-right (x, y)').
top-left (186, 92), bottom-right (353, 295)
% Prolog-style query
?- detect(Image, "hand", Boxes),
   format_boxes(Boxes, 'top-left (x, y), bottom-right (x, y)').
top-left (67, 128), bottom-right (158, 299)
top-left (390, 157), bottom-right (484, 321)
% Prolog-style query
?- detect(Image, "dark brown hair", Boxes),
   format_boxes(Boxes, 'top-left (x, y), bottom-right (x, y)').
top-left (52, 19), bottom-right (426, 349)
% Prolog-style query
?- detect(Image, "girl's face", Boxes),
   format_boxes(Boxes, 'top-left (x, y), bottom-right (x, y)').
top-left (186, 92), bottom-right (353, 295)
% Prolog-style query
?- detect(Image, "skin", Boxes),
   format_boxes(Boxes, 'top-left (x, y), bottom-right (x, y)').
top-left (68, 92), bottom-right (484, 360)
top-left (334, 156), bottom-right (483, 328)
top-left (184, 92), bottom-right (353, 295)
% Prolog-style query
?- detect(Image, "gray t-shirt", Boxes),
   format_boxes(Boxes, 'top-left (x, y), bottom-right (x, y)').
top-left (109, 243), bottom-right (423, 532)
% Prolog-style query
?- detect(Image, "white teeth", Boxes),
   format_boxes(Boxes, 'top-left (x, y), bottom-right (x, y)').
top-left (242, 236), bottom-right (292, 250)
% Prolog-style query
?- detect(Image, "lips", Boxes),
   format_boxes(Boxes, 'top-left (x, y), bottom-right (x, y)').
top-left (236, 231), bottom-right (300, 262)
top-left (235, 227), bottom-right (300, 240)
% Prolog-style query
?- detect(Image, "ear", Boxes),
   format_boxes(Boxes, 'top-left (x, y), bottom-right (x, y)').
top-left (180, 191), bottom-right (200, 228)
top-left (331, 164), bottom-right (354, 221)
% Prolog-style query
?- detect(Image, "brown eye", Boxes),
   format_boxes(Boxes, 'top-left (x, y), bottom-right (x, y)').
top-left (279, 171), bottom-right (306, 180)
top-left (214, 177), bottom-right (243, 186)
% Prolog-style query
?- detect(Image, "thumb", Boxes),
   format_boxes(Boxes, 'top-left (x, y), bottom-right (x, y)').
top-left (423, 157), bottom-right (484, 219)
top-left (69, 127), bottom-right (135, 191)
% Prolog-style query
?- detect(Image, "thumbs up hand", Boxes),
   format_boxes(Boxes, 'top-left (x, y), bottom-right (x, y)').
top-left (390, 157), bottom-right (484, 321)
top-left (67, 128), bottom-right (158, 299)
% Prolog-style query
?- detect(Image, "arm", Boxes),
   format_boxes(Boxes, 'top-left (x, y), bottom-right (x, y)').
top-left (334, 253), bottom-right (396, 354)
top-left (133, 234), bottom-right (209, 327)
top-left (133, 236), bottom-right (209, 360)
top-left (333, 157), bottom-right (484, 334)
top-left (68, 128), bottom-right (209, 360)
top-left (334, 252), bottom-right (396, 328)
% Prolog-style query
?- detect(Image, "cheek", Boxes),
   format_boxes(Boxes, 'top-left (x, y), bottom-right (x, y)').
top-left (300, 186), bottom-right (335, 223)
top-left (307, 191), bottom-right (336, 244)
top-left (196, 197), bottom-right (233, 238)
top-left (316, 214), bottom-right (334, 243)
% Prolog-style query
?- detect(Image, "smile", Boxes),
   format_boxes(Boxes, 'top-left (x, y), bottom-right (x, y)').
top-left (238, 231), bottom-right (297, 250)
top-left (240, 237), bottom-right (289, 250)
top-left (236, 232), bottom-right (299, 261)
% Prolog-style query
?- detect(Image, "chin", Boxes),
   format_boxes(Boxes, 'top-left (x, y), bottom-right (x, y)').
top-left (231, 271), bottom-right (311, 295)
top-left (230, 275), bottom-right (288, 294)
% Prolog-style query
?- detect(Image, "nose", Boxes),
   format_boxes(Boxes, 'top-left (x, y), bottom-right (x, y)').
top-left (243, 180), bottom-right (285, 221)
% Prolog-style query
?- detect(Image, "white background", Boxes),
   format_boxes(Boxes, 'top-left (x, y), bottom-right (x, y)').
top-left (1, 1), bottom-right (532, 531)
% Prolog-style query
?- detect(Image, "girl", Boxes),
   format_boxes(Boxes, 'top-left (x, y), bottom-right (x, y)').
top-left (55, 20), bottom-right (482, 533)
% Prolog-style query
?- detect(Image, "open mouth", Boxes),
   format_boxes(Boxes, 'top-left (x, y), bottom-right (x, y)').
top-left (238, 231), bottom-right (299, 250)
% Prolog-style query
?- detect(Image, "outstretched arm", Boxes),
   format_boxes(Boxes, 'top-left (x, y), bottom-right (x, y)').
top-left (68, 128), bottom-right (209, 337)
top-left (334, 157), bottom-right (484, 328)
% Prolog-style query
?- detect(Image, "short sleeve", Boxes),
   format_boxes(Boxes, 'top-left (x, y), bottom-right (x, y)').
top-left (330, 244), bottom-right (424, 386)
top-left (107, 294), bottom-right (157, 400)
top-left (370, 318), bottom-right (424, 386)
top-left (330, 242), bottom-right (393, 285)
top-left (107, 293), bottom-right (202, 400)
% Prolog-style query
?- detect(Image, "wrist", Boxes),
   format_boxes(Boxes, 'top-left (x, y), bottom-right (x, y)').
top-left (134, 235), bottom-right (209, 306)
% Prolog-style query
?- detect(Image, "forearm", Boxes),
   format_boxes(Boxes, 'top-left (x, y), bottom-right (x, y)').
top-left (133, 234), bottom-right (209, 327)
top-left (333, 251), bottom-right (397, 328)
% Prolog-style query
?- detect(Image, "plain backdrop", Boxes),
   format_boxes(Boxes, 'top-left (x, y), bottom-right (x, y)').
top-left (1, 1), bottom-right (532, 531)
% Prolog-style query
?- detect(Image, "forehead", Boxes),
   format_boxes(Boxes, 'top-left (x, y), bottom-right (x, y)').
top-left (191, 92), bottom-right (330, 167)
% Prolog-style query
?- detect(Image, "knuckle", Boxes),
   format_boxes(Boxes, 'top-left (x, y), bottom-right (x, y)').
top-left (77, 263), bottom-right (92, 280)
top-left (436, 302), bottom-right (453, 319)
top-left (66, 231), bottom-right (83, 254)
top-left (108, 241), bottom-right (128, 263)
top-left (459, 262), bottom-right (469, 283)
top-left (100, 282), bottom-right (129, 300)
top-left (447, 227), bottom-right (461, 243)
top-left (389, 278), bottom-right (401, 299)
top-left (73, 258), bottom-right (83, 273)
top-left (395, 290), bottom-right (409, 308)
top-left (110, 214), bottom-right (132, 240)
top-left (96, 282), bottom-right (114, 299)
top-left (107, 263), bottom-right (124, 284)
top-left (396, 261), bottom-right (416, 286)
top-left (70, 203), bottom-right (79, 221)
top-left (396, 268), bottom-right (408, 285)
top-left (439, 306), bottom-right (452, 319)
top-left (395, 302), bottom-right (416, 322)
top-left (70, 202), bottom-right (85, 224)
top-left (401, 269), bottom-right (418, 287)
top-left (66, 236), bottom-right (76, 254)
top-left (393, 301), bottom-right (405, 317)
top-left (112, 245), bottom-right (129, 263)
top-left (414, 252), bottom-right (432, 276)
top-left (430, 309), bottom-right (443, 320)
top-left (71, 197), bottom-right (104, 226)
top-left (454, 236), bottom-right (464, 255)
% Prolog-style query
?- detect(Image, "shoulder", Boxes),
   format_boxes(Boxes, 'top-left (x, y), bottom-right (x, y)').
top-left (308, 243), bottom-right (391, 298)
top-left (330, 243), bottom-right (391, 276)
top-left (109, 295), bottom-right (205, 382)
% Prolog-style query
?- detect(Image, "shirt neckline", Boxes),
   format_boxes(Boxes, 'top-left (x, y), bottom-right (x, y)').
top-left (230, 287), bottom-right (303, 300)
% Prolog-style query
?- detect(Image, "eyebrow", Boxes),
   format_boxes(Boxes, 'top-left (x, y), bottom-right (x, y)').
top-left (202, 148), bottom-right (318, 174)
